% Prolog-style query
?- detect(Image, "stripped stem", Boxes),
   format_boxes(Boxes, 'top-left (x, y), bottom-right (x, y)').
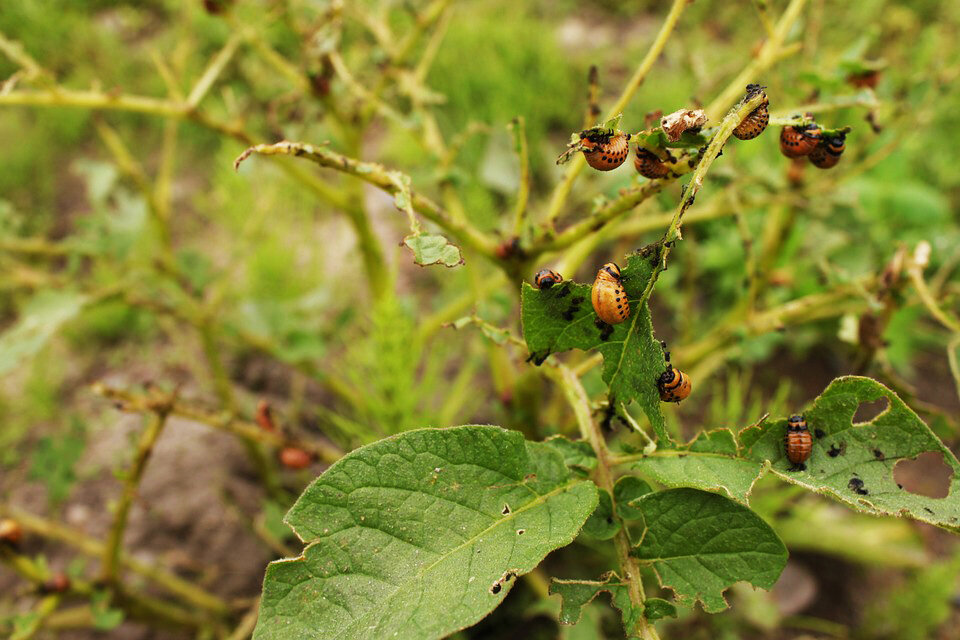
top-left (102, 410), bottom-right (171, 583)
top-left (543, 0), bottom-right (690, 226)
top-left (554, 364), bottom-right (660, 640)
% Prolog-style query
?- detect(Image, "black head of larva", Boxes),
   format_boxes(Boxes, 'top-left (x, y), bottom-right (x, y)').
top-left (534, 269), bottom-right (562, 289)
top-left (657, 367), bottom-right (676, 386)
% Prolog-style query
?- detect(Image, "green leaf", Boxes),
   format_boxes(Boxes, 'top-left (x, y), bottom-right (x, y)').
top-left (543, 435), bottom-right (597, 471)
top-left (630, 429), bottom-right (765, 504)
top-left (403, 232), bottom-right (464, 268)
top-left (0, 290), bottom-right (90, 377)
top-left (631, 488), bottom-right (787, 613)
top-left (613, 476), bottom-right (651, 520)
top-left (739, 376), bottom-right (960, 531)
top-left (643, 597), bottom-right (678, 621)
top-left (550, 572), bottom-right (643, 637)
top-left (521, 250), bottom-right (669, 440)
top-left (254, 425), bottom-right (598, 640)
top-left (581, 489), bottom-right (619, 540)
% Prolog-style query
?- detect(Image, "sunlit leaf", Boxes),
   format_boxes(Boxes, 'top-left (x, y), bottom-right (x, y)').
top-left (403, 232), bottom-right (464, 268)
top-left (254, 426), bottom-right (598, 640)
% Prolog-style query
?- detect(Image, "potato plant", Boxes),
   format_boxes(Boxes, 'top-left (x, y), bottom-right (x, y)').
top-left (1, 1), bottom-right (959, 639)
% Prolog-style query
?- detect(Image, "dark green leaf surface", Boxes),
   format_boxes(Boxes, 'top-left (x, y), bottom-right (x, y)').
top-left (631, 429), bottom-right (764, 504)
top-left (613, 476), bottom-right (652, 520)
top-left (643, 598), bottom-right (678, 621)
top-left (254, 426), bottom-right (598, 640)
top-left (631, 488), bottom-right (787, 613)
top-left (521, 250), bottom-right (669, 439)
top-left (581, 489), bottom-right (620, 540)
top-left (740, 376), bottom-right (960, 531)
top-left (543, 435), bottom-right (597, 471)
top-left (550, 573), bottom-right (643, 637)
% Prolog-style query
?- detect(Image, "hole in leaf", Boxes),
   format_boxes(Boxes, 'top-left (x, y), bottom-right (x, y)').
top-left (516, 529), bottom-right (525, 536)
top-left (852, 397), bottom-right (889, 424)
top-left (893, 452), bottom-right (953, 498)
top-left (502, 504), bottom-right (511, 515)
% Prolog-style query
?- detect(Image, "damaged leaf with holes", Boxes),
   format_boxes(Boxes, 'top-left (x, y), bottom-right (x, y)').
top-left (403, 232), bottom-right (464, 267)
top-left (740, 376), bottom-right (960, 531)
top-left (253, 425), bottom-right (598, 640)
top-left (521, 249), bottom-right (669, 440)
top-left (630, 488), bottom-right (788, 613)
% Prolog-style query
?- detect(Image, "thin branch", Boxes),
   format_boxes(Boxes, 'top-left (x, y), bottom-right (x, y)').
top-left (234, 141), bottom-right (500, 259)
top-left (102, 410), bottom-right (171, 583)
top-left (509, 117), bottom-right (531, 237)
top-left (91, 382), bottom-right (342, 463)
top-left (543, 0), bottom-right (690, 226)
top-left (639, 90), bottom-right (769, 304)
top-left (704, 0), bottom-right (808, 121)
top-left (0, 504), bottom-right (231, 616)
top-left (187, 32), bottom-right (243, 107)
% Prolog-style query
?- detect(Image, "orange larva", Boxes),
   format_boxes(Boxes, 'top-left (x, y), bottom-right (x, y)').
top-left (581, 132), bottom-right (630, 171)
top-left (785, 414), bottom-right (812, 469)
top-left (534, 269), bottom-right (563, 289)
top-left (779, 124), bottom-right (821, 158)
top-left (809, 133), bottom-right (846, 169)
top-left (591, 262), bottom-right (629, 325)
top-left (657, 366), bottom-right (691, 403)
top-left (280, 447), bottom-right (312, 470)
top-left (634, 148), bottom-right (670, 179)
top-left (733, 84), bottom-right (769, 140)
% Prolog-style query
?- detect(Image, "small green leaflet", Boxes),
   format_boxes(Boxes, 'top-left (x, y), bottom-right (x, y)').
top-left (630, 429), bottom-right (765, 504)
top-left (580, 489), bottom-right (619, 540)
top-left (403, 232), bottom-right (464, 267)
top-left (0, 290), bottom-right (90, 376)
top-left (254, 426), bottom-right (598, 640)
top-left (631, 488), bottom-right (787, 613)
top-left (550, 572), bottom-right (644, 637)
top-left (521, 250), bottom-right (669, 441)
top-left (740, 376), bottom-right (960, 531)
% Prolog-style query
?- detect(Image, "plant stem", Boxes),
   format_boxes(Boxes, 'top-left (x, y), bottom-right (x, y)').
top-left (543, 0), bottom-right (690, 227)
top-left (509, 117), bottom-right (531, 238)
top-left (0, 504), bottom-right (231, 616)
top-left (234, 141), bottom-right (500, 260)
top-left (102, 411), bottom-right (170, 583)
top-left (555, 365), bottom-right (659, 640)
top-left (639, 90), bottom-right (769, 305)
top-left (91, 382), bottom-right (342, 463)
top-left (704, 0), bottom-right (808, 121)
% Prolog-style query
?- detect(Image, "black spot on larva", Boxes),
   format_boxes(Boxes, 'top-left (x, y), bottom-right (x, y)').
top-left (502, 504), bottom-right (511, 515)
top-left (873, 449), bottom-right (885, 460)
top-left (848, 477), bottom-right (868, 495)
top-left (923, 507), bottom-right (935, 515)
top-left (814, 428), bottom-right (825, 439)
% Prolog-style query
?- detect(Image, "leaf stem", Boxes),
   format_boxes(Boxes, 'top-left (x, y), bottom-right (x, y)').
top-left (554, 365), bottom-right (659, 639)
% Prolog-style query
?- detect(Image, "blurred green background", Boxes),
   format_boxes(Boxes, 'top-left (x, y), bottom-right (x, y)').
top-left (1, 0), bottom-right (959, 638)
